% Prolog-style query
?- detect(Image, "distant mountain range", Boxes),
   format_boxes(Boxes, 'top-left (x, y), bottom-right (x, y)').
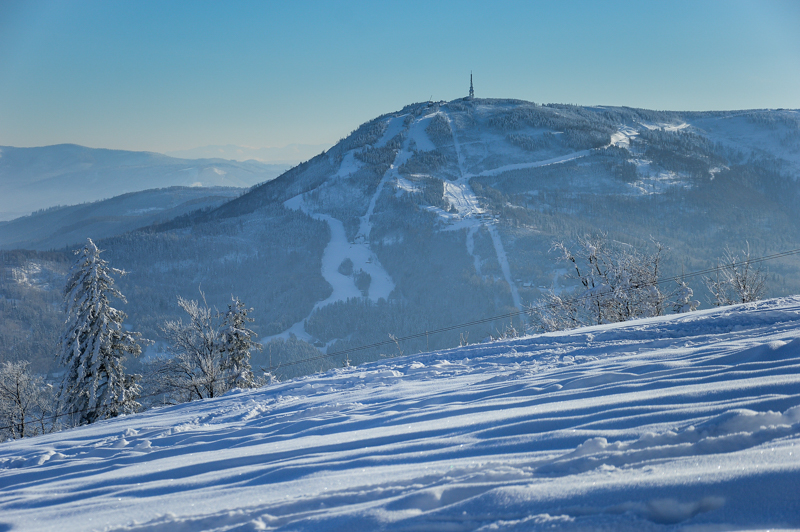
top-left (2, 99), bottom-right (800, 378)
top-left (0, 186), bottom-right (243, 251)
top-left (0, 144), bottom-right (292, 221)
top-left (165, 143), bottom-right (331, 164)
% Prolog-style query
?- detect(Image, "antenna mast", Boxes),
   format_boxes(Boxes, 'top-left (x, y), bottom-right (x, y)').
top-left (469, 72), bottom-right (474, 100)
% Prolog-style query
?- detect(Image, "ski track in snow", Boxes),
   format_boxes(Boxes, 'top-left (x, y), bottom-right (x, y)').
top-left (640, 121), bottom-right (690, 133)
top-left (2, 298), bottom-right (800, 531)
top-left (443, 181), bottom-right (483, 218)
top-left (275, 111), bottom-right (439, 345)
top-left (470, 121), bottom-right (652, 180)
top-left (610, 126), bottom-right (639, 149)
top-left (333, 150), bottom-right (362, 179)
top-left (310, 213), bottom-right (394, 309)
top-left (374, 114), bottom-right (406, 149)
top-left (487, 223), bottom-right (523, 314)
top-left (407, 112), bottom-right (437, 152)
top-left (466, 226), bottom-right (481, 277)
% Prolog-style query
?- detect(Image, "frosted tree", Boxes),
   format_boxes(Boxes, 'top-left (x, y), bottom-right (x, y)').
top-left (672, 280), bottom-right (699, 313)
top-left (529, 235), bottom-right (672, 332)
top-left (0, 361), bottom-right (58, 440)
top-left (528, 292), bottom-right (581, 333)
top-left (704, 244), bottom-right (767, 306)
top-left (153, 293), bottom-right (261, 404)
top-left (156, 295), bottom-right (225, 403)
top-left (58, 239), bottom-right (143, 425)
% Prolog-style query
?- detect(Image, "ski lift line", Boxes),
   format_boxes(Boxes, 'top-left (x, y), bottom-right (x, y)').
top-left (2, 247), bottom-right (799, 436)
top-left (262, 246), bottom-right (800, 372)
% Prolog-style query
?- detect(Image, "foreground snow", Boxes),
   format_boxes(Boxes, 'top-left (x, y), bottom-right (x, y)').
top-left (2, 298), bottom-right (800, 531)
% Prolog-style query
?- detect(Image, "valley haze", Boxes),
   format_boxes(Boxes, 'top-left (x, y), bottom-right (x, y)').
top-left (0, 144), bottom-right (293, 221)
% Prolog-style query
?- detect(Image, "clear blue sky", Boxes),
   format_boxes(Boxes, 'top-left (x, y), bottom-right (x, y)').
top-left (1, 0), bottom-right (798, 153)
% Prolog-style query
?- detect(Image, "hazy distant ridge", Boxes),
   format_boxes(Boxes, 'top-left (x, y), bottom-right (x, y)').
top-left (0, 186), bottom-right (243, 251)
top-left (165, 143), bottom-right (331, 163)
top-left (0, 144), bottom-right (291, 221)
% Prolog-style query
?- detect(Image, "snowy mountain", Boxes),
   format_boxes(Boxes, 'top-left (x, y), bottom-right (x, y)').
top-left (103, 100), bottom-right (800, 374)
top-left (1, 297), bottom-right (799, 531)
top-left (0, 144), bottom-right (291, 221)
top-left (0, 186), bottom-right (243, 251)
top-left (3, 99), bottom-right (800, 378)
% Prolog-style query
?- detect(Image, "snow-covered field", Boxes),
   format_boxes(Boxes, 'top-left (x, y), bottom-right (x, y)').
top-left (2, 297), bottom-right (800, 530)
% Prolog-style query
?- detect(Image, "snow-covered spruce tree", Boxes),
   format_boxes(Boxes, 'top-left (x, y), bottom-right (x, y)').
top-left (58, 238), bottom-right (143, 425)
top-left (219, 296), bottom-right (262, 389)
top-left (529, 235), bottom-right (676, 332)
top-left (153, 293), bottom-right (261, 404)
top-left (704, 244), bottom-right (766, 306)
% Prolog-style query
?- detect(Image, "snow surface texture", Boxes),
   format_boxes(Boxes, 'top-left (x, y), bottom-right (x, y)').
top-left (2, 297), bottom-right (800, 531)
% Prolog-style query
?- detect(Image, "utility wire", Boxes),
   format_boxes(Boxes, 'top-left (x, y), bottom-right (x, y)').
top-left (2, 246), bottom-right (800, 437)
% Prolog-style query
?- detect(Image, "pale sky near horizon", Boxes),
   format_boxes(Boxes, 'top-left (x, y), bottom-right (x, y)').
top-left (1, 0), bottom-right (798, 154)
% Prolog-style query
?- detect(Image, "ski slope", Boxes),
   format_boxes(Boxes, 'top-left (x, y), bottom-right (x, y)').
top-left (2, 298), bottom-right (800, 531)
top-left (281, 193), bottom-right (395, 344)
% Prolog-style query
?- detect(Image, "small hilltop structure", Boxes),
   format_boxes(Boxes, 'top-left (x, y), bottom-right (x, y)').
top-left (467, 72), bottom-right (474, 100)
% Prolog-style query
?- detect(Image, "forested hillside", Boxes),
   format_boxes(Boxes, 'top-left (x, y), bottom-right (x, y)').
top-left (0, 186), bottom-right (243, 251)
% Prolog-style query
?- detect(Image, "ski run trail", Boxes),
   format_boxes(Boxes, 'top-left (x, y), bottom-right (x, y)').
top-left (2, 296), bottom-right (800, 531)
